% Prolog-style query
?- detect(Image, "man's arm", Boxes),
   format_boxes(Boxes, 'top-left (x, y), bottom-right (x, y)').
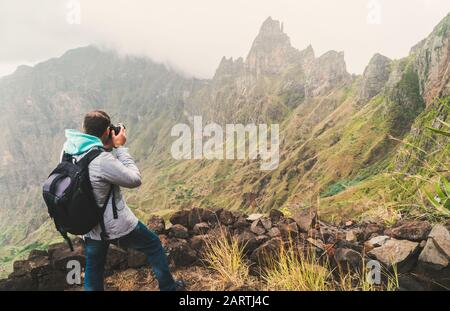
top-left (99, 147), bottom-right (142, 188)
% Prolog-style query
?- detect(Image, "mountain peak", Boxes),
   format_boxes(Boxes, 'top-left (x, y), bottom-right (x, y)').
top-left (357, 53), bottom-right (392, 104)
top-left (245, 17), bottom-right (295, 76)
top-left (259, 16), bottom-right (284, 35)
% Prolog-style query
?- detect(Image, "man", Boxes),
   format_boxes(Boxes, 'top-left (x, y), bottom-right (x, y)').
top-left (62, 110), bottom-right (183, 291)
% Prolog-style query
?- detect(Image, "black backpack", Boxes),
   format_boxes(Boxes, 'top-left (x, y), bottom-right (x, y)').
top-left (42, 148), bottom-right (118, 250)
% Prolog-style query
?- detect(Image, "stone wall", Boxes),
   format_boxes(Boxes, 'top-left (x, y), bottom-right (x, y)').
top-left (1, 207), bottom-right (449, 291)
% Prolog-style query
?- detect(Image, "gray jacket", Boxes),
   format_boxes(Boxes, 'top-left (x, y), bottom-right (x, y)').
top-left (70, 147), bottom-right (141, 240)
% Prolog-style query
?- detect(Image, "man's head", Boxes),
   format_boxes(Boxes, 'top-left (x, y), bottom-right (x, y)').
top-left (83, 110), bottom-right (111, 142)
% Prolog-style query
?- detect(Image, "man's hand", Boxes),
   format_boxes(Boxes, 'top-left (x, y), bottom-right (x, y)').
top-left (112, 125), bottom-right (127, 148)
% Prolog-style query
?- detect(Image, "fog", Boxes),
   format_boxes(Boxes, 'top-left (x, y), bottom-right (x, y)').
top-left (1, 0), bottom-right (449, 78)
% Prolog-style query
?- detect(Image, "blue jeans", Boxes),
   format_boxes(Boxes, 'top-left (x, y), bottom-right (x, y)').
top-left (84, 221), bottom-right (176, 291)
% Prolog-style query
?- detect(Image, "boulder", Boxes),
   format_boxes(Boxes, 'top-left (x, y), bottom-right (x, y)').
top-left (269, 209), bottom-right (284, 222)
top-left (319, 226), bottom-right (335, 243)
top-left (127, 249), bottom-right (148, 268)
top-left (0, 274), bottom-right (36, 291)
top-left (218, 209), bottom-right (234, 225)
top-left (368, 239), bottom-right (419, 272)
top-left (418, 238), bottom-right (448, 269)
top-left (250, 238), bottom-right (283, 266)
top-left (334, 248), bottom-right (362, 272)
top-left (247, 213), bottom-right (264, 222)
top-left (307, 238), bottom-right (326, 251)
top-left (364, 235), bottom-right (390, 250)
top-left (278, 222), bottom-right (299, 240)
top-left (105, 244), bottom-right (128, 271)
top-left (233, 216), bottom-right (250, 230)
top-left (28, 249), bottom-right (48, 260)
top-left (29, 257), bottom-right (52, 279)
top-left (232, 211), bottom-right (248, 220)
top-left (292, 208), bottom-right (317, 232)
top-left (345, 230), bottom-right (358, 243)
top-left (49, 241), bottom-right (85, 271)
top-left (387, 220), bottom-right (431, 242)
top-left (167, 239), bottom-right (198, 267)
top-left (428, 224), bottom-right (450, 258)
top-left (255, 235), bottom-right (270, 245)
top-left (37, 270), bottom-right (67, 291)
top-left (10, 260), bottom-right (33, 278)
top-left (250, 219), bottom-right (266, 235)
top-left (169, 210), bottom-right (190, 227)
top-left (261, 218), bottom-right (272, 230)
top-left (237, 230), bottom-right (259, 254)
top-left (190, 235), bottom-right (210, 252)
top-left (267, 227), bottom-right (281, 238)
top-left (187, 207), bottom-right (216, 228)
top-left (397, 274), bottom-right (426, 291)
top-left (193, 222), bottom-right (210, 235)
top-left (208, 225), bottom-right (231, 239)
top-left (147, 215), bottom-right (166, 234)
top-left (334, 239), bottom-right (363, 253)
top-left (361, 222), bottom-right (384, 240)
top-left (168, 224), bottom-right (189, 239)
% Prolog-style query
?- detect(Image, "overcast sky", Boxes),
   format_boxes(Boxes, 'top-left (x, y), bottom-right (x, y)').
top-left (0, 0), bottom-right (449, 78)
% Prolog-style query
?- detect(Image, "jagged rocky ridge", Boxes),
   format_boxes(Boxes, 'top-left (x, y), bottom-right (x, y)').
top-left (1, 208), bottom-right (449, 291)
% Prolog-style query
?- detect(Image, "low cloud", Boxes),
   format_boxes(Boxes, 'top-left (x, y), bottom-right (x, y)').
top-left (1, 0), bottom-right (449, 78)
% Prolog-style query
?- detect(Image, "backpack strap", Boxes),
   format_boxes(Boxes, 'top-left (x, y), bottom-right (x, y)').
top-left (76, 148), bottom-right (104, 168)
top-left (61, 152), bottom-right (74, 163)
top-left (77, 147), bottom-right (119, 240)
top-left (54, 222), bottom-right (74, 252)
top-left (99, 186), bottom-right (114, 241)
top-left (111, 186), bottom-right (118, 219)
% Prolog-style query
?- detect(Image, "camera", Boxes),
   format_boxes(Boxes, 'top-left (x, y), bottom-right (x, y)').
top-left (109, 123), bottom-right (125, 136)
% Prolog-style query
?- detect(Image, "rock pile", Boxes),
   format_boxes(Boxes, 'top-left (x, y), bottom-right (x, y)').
top-left (1, 207), bottom-right (449, 291)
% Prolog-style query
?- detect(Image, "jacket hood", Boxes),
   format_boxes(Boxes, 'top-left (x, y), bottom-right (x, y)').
top-left (63, 129), bottom-right (104, 155)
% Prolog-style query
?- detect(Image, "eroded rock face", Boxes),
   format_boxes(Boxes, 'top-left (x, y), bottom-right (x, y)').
top-left (357, 53), bottom-right (392, 105)
top-left (245, 17), bottom-right (298, 77)
top-left (412, 13), bottom-right (450, 104)
top-left (306, 51), bottom-right (352, 96)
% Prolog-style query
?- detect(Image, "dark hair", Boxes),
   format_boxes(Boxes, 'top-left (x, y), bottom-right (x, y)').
top-left (83, 110), bottom-right (111, 138)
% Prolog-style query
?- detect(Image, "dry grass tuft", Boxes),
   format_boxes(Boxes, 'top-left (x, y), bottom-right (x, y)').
top-left (262, 242), bottom-right (333, 291)
top-left (202, 228), bottom-right (251, 290)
